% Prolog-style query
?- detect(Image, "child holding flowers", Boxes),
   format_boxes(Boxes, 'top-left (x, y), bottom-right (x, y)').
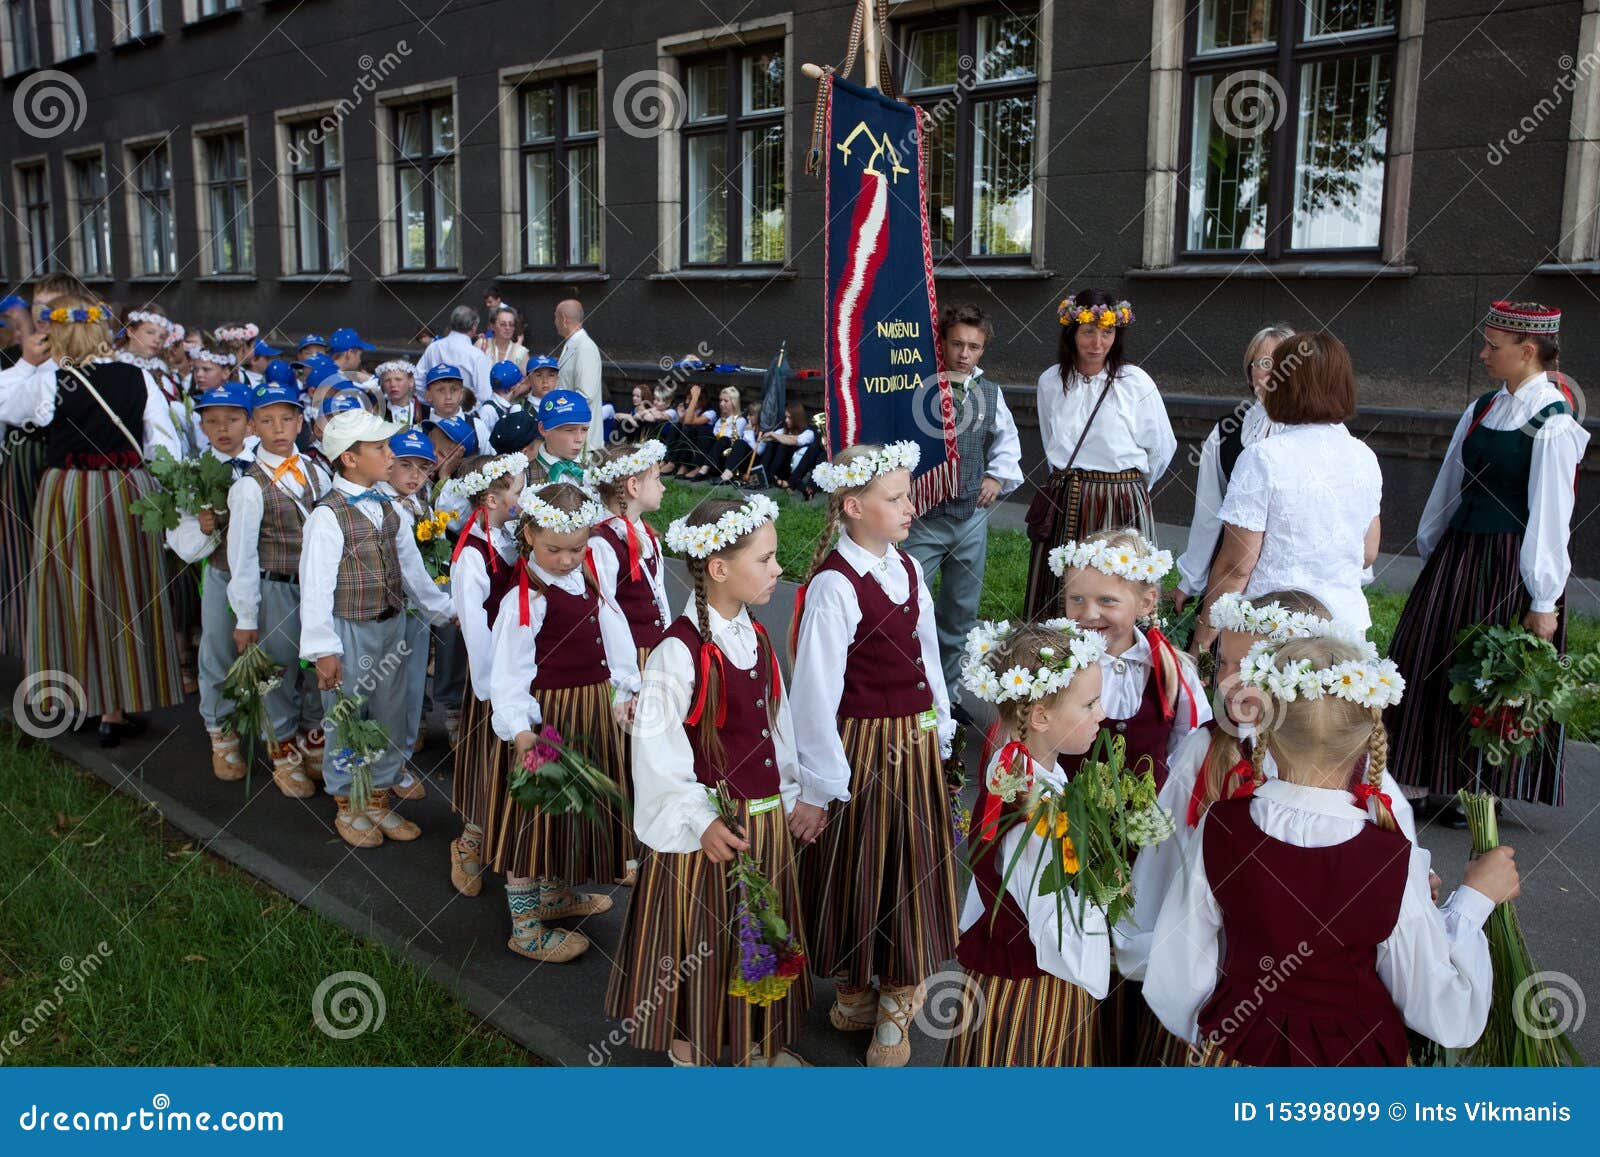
top-left (486, 483), bottom-right (639, 962)
top-left (605, 492), bottom-right (813, 1066)
top-left (789, 442), bottom-right (957, 1067)
top-left (379, 428), bottom-right (449, 760)
top-left (1145, 637), bottom-right (1517, 1066)
top-left (437, 450), bottom-right (525, 897)
top-left (946, 621), bottom-right (1113, 1066)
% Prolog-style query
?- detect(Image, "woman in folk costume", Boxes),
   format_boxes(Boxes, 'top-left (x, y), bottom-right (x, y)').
top-left (1025, 290), bottom-right (1175, 618)
top-left (0, 296), bottom-right (185, 745)
top-left (606, 493), bottom-right (814, 1066)
top-left (1145, 638), bottom-right (1516, 1066)
top-left (1386, 301), bottom-right (1589, 823)
top-left (945, 621), bottom-right (1112, 1066)
top-left (789, 443), bottom-right (958, 1067)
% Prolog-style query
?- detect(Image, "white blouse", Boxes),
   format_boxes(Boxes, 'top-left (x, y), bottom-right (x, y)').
top-left (790, 532), bottom-right (953, 808)
top-left (164, 446), bottom-right (255, 565)
top-left (1216, 423), bottom-right (1382, 630)
top-left (1143, 778), bottom-right (1495, 1049)
top-left (588, 515), bottom-right (672, 630)
top-left (1096, 628), bottom-right (1212, 751)
top-left (1175, 400), bottom-right (1286, 596)
top-left (450, 521), bottom-right (519, 699)
top-left (1415, 373), bottom-right (1589, 613)
top-left (632, 602), bottom-right (801, 854)
top-left (0, 356), bottom-right (181, 461)
top-left (1034, 362), bottom-right (1176, 481)
top-left (224, 447), bottom-right (332, 632)
top-left (486, 560), bottom-right (642, 743)
top-left (958, 750), bottom-right (1112, 997)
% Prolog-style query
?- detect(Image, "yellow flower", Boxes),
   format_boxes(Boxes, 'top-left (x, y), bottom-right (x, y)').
top-left (1060, 835), bottom-right (1079, 873)
top-left (416, 522), bottom-right (434, 542)
top-left (49, 307), bottom-right (68, 323)
top-left (434, 575), bottom-right (449, 586)
top-left (1033, 809), bottom-right (1070, 840)
top-left (1076, 309), bottom-right (1094, 325)
top-left (1098, 309), bottom-right (1116, 328)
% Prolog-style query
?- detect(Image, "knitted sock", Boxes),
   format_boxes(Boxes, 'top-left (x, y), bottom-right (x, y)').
top-left (506, 881), bottom-right (540, 918)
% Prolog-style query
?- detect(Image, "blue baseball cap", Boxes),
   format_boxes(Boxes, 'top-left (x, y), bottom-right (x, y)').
top-left (250, 381), bottom-right (302, 411)
top-left (297, 333), bottom-right (328, 351)
top-left (263, 359), bottom-right (298, 389)
top-left (490, 410), bottom-right (540, 455)
top-left (298, 354), bottom-right (343, 390)
top-left (389, 427), bottom-right (436, 463)
top-left (253, 338), bottom-right (282, 358)
top-left (538, 389), bottom-right (591, 430)
top-left (423, 413), bottom-right (479, 455)
top-left (329, 327), bottom-right (376, 353)
top-left (490, 360), bottom-right (523, 392)
top-left (525, 354), bottom-right (559, 372)
top-left (424, 363), bottom-right (465, 388)
top-left (195, 383), bottom-right (254, 413)
top-left (0, 294), bottom-right (27, 322)
top-left (320, 389), bottom-right (367, 417)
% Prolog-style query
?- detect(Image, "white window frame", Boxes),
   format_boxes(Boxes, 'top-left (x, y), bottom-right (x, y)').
top-left (12, 157), bottom-right (57, 275)
top-left (65, 145), bottom-right (114, 279)
top-left (653, 15), bottom-right (793, 274)
top-left (2, 0), bottom-right (40, 76)
top-left (1554, 0), bottom-right (1600, 265)
top-left (114, 0), bottom-right (164, 42)
top-left (50, 0), bottom-right (97, 60)
top-left (497, 52), bottom-right (605, 277)
top-left (375, 78), bottom-right (461, 275)
top-left (274, 101), bottom-right (350, 277)
top-left (123, 133), bottom-right (180, 278)
top-left (183, 0), bottom-right (241, 23)
top-left (193, 118), bottom-right (255, 276)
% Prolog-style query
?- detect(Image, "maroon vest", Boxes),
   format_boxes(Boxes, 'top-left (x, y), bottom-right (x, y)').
top-left (955, 824), bottom-right (1046, 980)
top-left (530, 579), bottom-right (610, 691)
top-left (662, 616), bottom-right (781, 800)
top-left (1060, 659), bottom-right (1175, 789)
top-left (812, 549), bottom-right (933, 719)
top-left (591, 519), bottom-right (667, 650)
top-left (454, 533), bottom-right (516, 628)
top-left (1198, 797), bottom-right (1411, 1066)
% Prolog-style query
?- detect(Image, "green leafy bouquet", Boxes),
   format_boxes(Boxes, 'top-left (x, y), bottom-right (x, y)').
top-left (325, 692), bottom-right (391, 813)
top-left (1447, 625), bottom-right (1593, 765)
top-left (217, 644), bottom-right (283, 776)
top-left (129, 446), bottom-right (235, 533)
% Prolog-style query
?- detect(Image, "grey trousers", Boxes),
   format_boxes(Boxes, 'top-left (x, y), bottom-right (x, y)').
top-left (319, 614), bottom-right (410, 796)
top-left (257, 578), bottom-right (308, 742)
top-left (903, 505), bottom-right (991, 703)
top-left (196, 563), bottom-right (236, 730)
top-left (431, 623), bottom-right (466, 714)
top-left (401, 610), bottom-right (431, 752)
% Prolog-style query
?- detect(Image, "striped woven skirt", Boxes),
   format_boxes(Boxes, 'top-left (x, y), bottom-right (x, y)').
top-left (943, 971), bottom-right (1099, 1066)
top-left (1384, 527), bottom-right (1566, 805)
top-left (26, 467), bottom-right (183, 717)
top-left (1024, 468), bottom-right (1152, 620)
top-left (1191, 1039), bottom-right (1415, 1068)
top-left (603, 796), bottom-right (811, 1063)
top-left (1099, 977), bottom-right (1192, 1066)
top-left (450, 684), bottom-right (502, 834)
top-left (801, 715), bottom-right (959, 989)
top-left (0, 432), bottom-right (46, 655)
top-left (486, 679), bottom-right (630, 884)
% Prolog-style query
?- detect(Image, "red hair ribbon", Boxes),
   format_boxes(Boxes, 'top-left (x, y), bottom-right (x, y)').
top-left (1351, 781), bottom-right (1396, 823)
top-left (1145, 626), bottom-right (1200, 729)
top-left (1185, 757), bottom-right (1257, 828)
top-left (515, 559), bottom-right (534, 626)
top-left (787, 584), bottom-right (808, 657)
top-left (685, 642), bottom-right (729, 728)
top-left (450, 506), bottom-right (498, 573)
top-left (623, 518), bottom-right (659, 583)
top-left (979, 741), bottom-right (1032, 843)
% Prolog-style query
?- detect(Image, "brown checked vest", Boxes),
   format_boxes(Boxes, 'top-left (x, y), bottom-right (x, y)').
top-left (246, 460), bottom-right (317, 573)
top-left (318, 489), bottom-right (405, 621)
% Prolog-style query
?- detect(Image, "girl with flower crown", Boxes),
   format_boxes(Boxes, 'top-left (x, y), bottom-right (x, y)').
top-left (1145, 637), bottom-right (1518, 1067)
top-left (485, 482), bottom-right (640, 962)
top-left (1025, 288), bottom-right (1174, 618)
top-left (946, 621), bottom-right (1113, 1065)
top-left (605, 492), bottom-right (813, 1066)
top-left (789, 442), bottom-right (957, 1067)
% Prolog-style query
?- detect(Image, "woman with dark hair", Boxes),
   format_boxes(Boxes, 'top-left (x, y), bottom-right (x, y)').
top-left (1191, 331), bottom-right (1382, 649)
top-left (1024, 289), bottom-right (1175, 618)
top-left (1386, 301), bottom-right (1588, 822)
top-left (757, 400), bottom-right (819, 489)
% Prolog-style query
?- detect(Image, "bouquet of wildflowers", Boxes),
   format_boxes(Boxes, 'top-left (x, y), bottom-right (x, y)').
top-left (710, 786), bottom-right (806, 1006)
top-left (414, 508), bottom-right (457, 585)
top-left (508, 725), bottom-right (629, 822)
top-left (944, 725), bottom-right (972, 846)
top-left (325, 692), bottom-right (390, 813)
top-left (1448, 625), bottom-right (1589, 766)
top-left (218, 644), bottom-right (283, 776)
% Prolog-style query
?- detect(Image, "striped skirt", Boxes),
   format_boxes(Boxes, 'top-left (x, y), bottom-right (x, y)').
top-left (604, 797), bottom-right (811, 1063)
top-left (1099, 977), bottom-right (1192, 1066)
top-left (487, 680), bottom-right (630, 883)
top-left (0, 432), bottom-right (46, 655)
top-left (26, 467), bottom-right (183, 717)
top-left (802, 715), bottom-right (960, 988)
top-left (1192, 1039), bottom-right (1415, 1068)
top-left (1384, 527), bottom-right (1566, 805)
top-left (1024, 468), bottom-right (1153, 619)
top-left (450, 685), bottom-right (502, 834)
top-left (943, 971), bottom-right (1099, 1066)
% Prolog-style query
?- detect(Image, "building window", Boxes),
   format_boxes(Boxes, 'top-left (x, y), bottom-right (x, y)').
top-left (68, 152), bottom-right (113, 277)
top-left (286, 122), bottom-right (345, 273)
top-left (199, 130), bottom-right (253, 273)
top-left (54, 0), bottom-right (96, 58)
top-left (680, 45), bottom-right (786, 266)
top-left (519, 74), bottom-right (601, 269)
top-left (3, 0), bottom-right (39, 74)
top-left (896, 5), bottom-right (1038, 261)
top-left (187, 0), bottom-right (240, 20)
top-left (1181, 0), bottom-right (1396, 256)
top-left (116, 0), bottom-right (163, 40)
top-left (128, 141), bottom-right (177, 276)
top-left (15, 162), bottom-right (56, 274)
top-left (393, 97), bottom-right (457, 271)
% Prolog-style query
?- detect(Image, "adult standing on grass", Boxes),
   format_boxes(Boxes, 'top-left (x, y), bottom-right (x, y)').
top-left (902, 304), bottom-right (1021, 710)
top-left (555, 299), bottom-right (605, 454)
top-left (1385, 302), bottom-right (1588, 824)
top-left (1023, 289), bottom-right (1174, 619)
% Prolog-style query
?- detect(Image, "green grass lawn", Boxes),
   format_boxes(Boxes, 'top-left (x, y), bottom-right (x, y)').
top-left (0, 726), bottom-right (531, 1066)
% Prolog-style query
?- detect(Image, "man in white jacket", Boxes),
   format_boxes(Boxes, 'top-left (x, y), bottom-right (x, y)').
top-left (554, 299), bottom-right (604, 452)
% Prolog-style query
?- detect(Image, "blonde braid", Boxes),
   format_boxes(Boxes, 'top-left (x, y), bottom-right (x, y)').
top-left (1250, 734), bottom-right (1268, 784)
top-left (806, 497), bottom-right (842, 582)
top-left (1365, 707), bottom-right (1398, 834)
top-left (689, 561), bottom-right (728, 776)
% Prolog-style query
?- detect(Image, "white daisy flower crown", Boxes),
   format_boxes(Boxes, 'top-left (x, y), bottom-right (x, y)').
top-left (126, 310), bottom-right (175, 335)
top-left (585, 439), bottom-right (667, 488)
top-left (665, 493), bottom-right (780, 559)
top-left (191, 349), bottom-right (237, 367)
top-left (1236, 640), bottom-right (1404, 710)
top-left (440, 452), bottom-right (529, 505)
top-left (810, 440), bottom-right (921, 494)
top-left (1208, 592), bottom-right (1369, 646)
top-left (959, 618), bottom-right (1107, 705)
top-left (1047, 534), bottom-right (1174, 584)
top-left (374, 360), bottom-right (418, 381)
top-left (164, 323), bottom-right (186, 349)
top-left (521, 490), bottom-right (607, 535)
top-left (214, 323), bottom-right (259, 344)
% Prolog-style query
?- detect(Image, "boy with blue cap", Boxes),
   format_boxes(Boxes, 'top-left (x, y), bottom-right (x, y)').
top-left (424, 363), bottom-right (492, 456)
top-left (297, 333), bottom-right (329, 360)
top-left (245, 338), bottom-right (282, 383)
top-left (329, 326), bottom-right (377, 386)
top-left (228, 379), bottom-right (334, 800)
top-left (479, 359), bottom-right (529, 431)
top-left (165, 383), bottom-right (258, 781)
top-left (526, 389), bottom-right (591, 486)
top-left (301, 410), bottom-right (454, 848)
top-left (525, 353), bottom-right (560, 403)
top-left (382, 427), bottom-right (444, 760)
